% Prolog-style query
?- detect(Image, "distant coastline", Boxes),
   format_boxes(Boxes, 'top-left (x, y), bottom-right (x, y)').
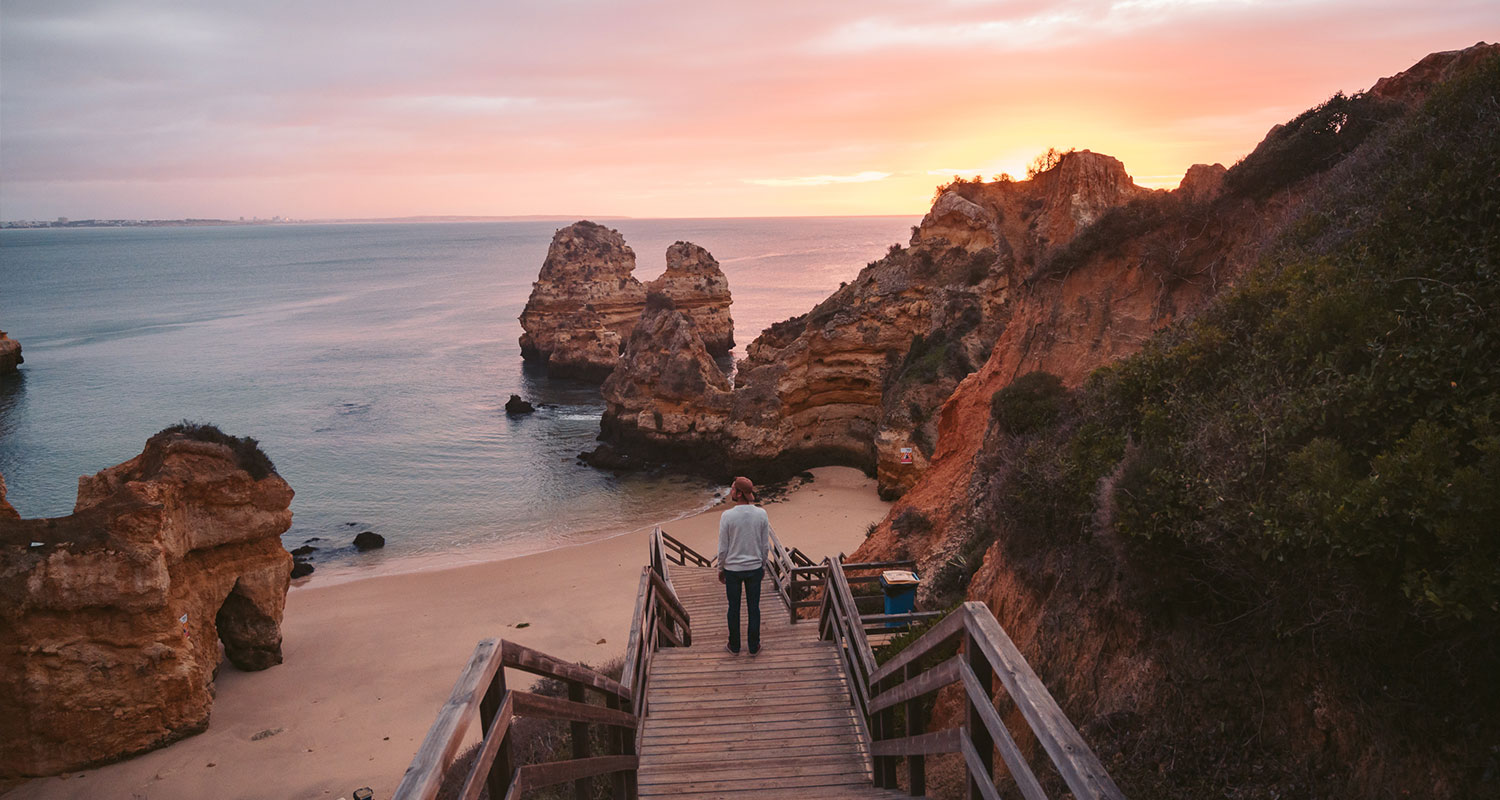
top-left (0, 214), bottom-right (634, 229)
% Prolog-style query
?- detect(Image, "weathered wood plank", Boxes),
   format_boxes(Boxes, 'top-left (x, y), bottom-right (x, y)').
top-left (456, 692), bottom-right (514, 800)
top-left (644, 738), bottom-right (865, 755)
top-left (870, 727), bottom-right (962, 757)
top-left (511, 690), bottom-right (638, 729)
top-left (514, 755), bottom-right (638, 793)
top-left (957, 658), bottom-right (1046, 800)
top-left (619, 568), bottom-right (651, 696)
top-left (959, 731), bottom-right (1003, 800)
top-left (867, 607), bottom-right (967, 684)
top-left (962, 603), bottom-right (1126, 800)
top-left (647, 568), bottom-right (692, 630)
top-left (641, 772), bottom-right (874, 790)
top-left (392, 638), bottom-right (502, 800)
top-left (868, 654), bottom-right (961, 713)
top-left (501, 640), bottom-right (629, 702)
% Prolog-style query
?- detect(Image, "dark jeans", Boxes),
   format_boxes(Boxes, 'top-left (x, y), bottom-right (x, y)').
top-left (724, 567), bottom-right (764, 653)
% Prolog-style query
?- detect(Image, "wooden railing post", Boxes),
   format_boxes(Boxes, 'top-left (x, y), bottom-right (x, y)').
top-left (606, 694), bottom-right (637, 800)
top-left (568, 682), bottom-right (590, 800)
top-left (966, 629), bottom-right (996, 800)
top-left (871, 673), bottom-right (887, 788)
top-left (906, 660), bottom-right (926, 797)
top-left (479, 667), bottom-right (512, 799)
top-left (878, 675), bottom-right (899, 788)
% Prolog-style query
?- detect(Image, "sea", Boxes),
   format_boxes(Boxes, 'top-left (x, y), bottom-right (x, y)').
top-left (0, 217), bottom-right (916, 581)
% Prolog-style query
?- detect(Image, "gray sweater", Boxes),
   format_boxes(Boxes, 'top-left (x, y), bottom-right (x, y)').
top-left (718, 504), bottom-right (771, 571)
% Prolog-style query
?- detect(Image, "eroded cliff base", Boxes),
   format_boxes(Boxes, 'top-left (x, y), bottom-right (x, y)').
top-left (0, 425), bottom-right (295, 778)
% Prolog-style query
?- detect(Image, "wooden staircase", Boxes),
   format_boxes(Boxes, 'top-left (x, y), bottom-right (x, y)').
top-left (394, 526), bottom-right (1125, 800)
top-left (637, 565), bottom-right (892, 799)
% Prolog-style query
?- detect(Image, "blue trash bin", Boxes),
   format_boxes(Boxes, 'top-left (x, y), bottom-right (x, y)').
top-left (879, 570), bottom-right (920, 628)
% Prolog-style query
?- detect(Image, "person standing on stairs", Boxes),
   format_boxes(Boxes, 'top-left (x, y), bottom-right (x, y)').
top-left (718, 476), bottom-right (771, 655)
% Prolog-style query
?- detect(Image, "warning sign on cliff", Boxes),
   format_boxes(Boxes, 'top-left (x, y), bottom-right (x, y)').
top-left (899, 447), bottom-right (914, 465)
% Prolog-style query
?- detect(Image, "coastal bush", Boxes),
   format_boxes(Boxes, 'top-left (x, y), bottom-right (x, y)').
top-left (1223, 90), bottom-right (1403, 200)
top-left (937, 52), bottom-right (1500, 797)
top-left (1026, 147), bottom-right (1075, 179)
top-left (642, 289), bottom-right (675, 311)
top-left (979, 50), bottom-right (1500, 656)
top-left (154, 420), bottom-right (276, 479)
top-left (892, 508), bottom-right (933, 537)
top-left (989, 371), bottom-right (1069, 436)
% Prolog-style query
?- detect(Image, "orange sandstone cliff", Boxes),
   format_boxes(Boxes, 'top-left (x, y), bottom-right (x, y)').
top-left (0, 429), bottom-right (294, 778)
top-left (518, 222), bottom-right (733, 380)
top-left (850, 43), bottom-right (1500, 799)
top-left (0, 330), bottom-right (21, 375)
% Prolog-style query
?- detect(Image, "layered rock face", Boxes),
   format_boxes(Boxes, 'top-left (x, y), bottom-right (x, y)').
top-left (595, 299), bottom-right (734, 469)
top-left (646, 242), bottom-right (734, 355)
top-left (0, 430), bottom-right (294, 777)
top-left (0, 472), bottom-right (18, 519)
top-left (849, 45), bottom-right (1500, 800)
top-left (597, 150), bottom-right (1157, 495)
top-left (0, 330), bottom-right (21, 374)
top-left (519, 222), bottom-right (645, 381)
top-left (518, 223), bottom-right (734, 380)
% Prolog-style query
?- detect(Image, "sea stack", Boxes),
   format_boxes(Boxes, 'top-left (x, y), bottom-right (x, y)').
top-left (646, 242), bottom-right (734, 356)
top-left (0, 426), bottom-right (294, 777)
top-left (0, 330), bottom-right (22, 374)
top-left (595, 295), bottom-right (735, 472)
top-left (518, 222), bottom-right (735, 381)
top-left (518, 221), bottom-right (645, 381)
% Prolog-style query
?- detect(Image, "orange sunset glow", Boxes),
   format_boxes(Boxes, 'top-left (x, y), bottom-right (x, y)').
top-left (2, 1), bottom-right (1496, 220)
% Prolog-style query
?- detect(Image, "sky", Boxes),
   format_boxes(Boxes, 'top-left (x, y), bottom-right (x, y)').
top-left (1, 1), bottom-right (1495, 220)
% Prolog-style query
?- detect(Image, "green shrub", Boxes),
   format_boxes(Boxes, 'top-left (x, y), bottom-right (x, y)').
top-left (892, 508), bottom-right (934, 537)
top-left (154, 420), bottom-right (276, 480)
top-left (1223, 90), bottom-right (1403, 200)
top-left (990, 372), bottom-right (1070, 435)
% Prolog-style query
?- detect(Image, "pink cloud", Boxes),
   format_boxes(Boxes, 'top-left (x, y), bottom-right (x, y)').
top-left (2, 0), bottom-right (1495, 219)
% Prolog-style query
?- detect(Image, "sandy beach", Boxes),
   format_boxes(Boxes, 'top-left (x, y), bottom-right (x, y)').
top-left (5, 467), bottom-right (887, 800)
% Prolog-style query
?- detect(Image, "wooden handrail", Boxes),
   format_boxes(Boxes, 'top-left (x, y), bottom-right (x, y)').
top-left (393, 639), bottom-right (641, 800)
top-left (766, 525), bottom-right (800, 622)
top-left (651, 525), bottom-right (714, 569)
top-left (856, 602), bottom-right (1125, 800)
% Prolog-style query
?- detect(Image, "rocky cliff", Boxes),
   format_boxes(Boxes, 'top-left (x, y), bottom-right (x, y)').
top-left (518, 223), bottom-right (733, 380)
top-left (594, 150), bottom-right (1170, 493)
top-left (0, 472), bottom-right (18, 520)
top-left (646, 242), bottom-right (734, 355)
top-left (518, 221), bottom-right (645, 381)
top-left (0, 330), bottom-right (22, 374)
top-left (594, 297), bottom-right (735, 469)
top-left (852, 44), bottom-right (1500, 799)
top-left (0, 425), bottom-right (294, 778)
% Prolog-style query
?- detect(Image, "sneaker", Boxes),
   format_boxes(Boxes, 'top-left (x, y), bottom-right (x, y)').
top-left (725, 644), bottom-right (740, 655)
top-left (748, 646), bottom-right (760, 656)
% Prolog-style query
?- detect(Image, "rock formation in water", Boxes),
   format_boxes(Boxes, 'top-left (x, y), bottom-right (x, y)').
top-left (0, 472), bottom-right (18, 520)
top-left (646, 242), bottom-right (734, 355)
top-left (518, 221), bottom-right (645, 381)
top-left (594, 296), bottom-right (735, 470)
top-left (518, 222), bottom-right (734, 380)
top-left (0, 330), bottom-right (22, 374)
top-left (0, 426), bottom-right (294, 778)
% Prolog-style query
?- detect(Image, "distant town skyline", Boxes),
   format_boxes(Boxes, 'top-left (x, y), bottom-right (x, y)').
top-left (2, 1), bottom-right (1495, 221)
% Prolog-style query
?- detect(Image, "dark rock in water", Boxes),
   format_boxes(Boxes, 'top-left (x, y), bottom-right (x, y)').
top-left (353, 531), bottom-right (385, 551)
top-left (290, 545), bottom-right (317, 557)
top-left (304, 537), bottom-right (322, 543)
top-left (505, 394), bottom-right (536, 415)
top-left (290, 562), bottom-right (314, 579)
top-left (582, 443), bottom-right (643, 472)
